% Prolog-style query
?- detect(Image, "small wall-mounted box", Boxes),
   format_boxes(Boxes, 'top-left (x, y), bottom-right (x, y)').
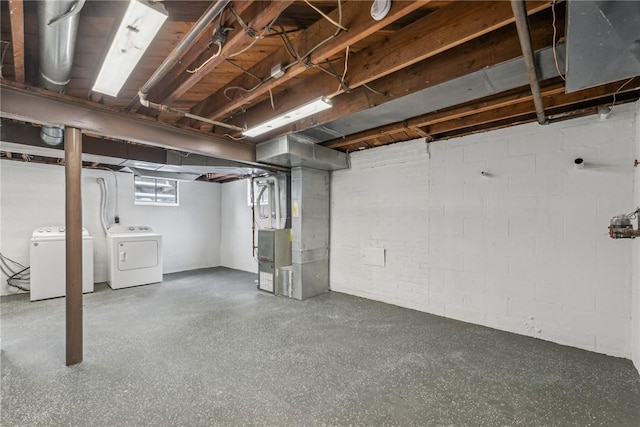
top-left (361, 247), bottom-right (385, 267)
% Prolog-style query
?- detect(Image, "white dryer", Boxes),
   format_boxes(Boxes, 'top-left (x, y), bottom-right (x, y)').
top-left (107, 225), bottom-right (163, 289)
top-left (30, 227), bottom-right (94, 301)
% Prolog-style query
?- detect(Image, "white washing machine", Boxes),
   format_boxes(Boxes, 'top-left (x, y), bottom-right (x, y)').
top-left (107, 225), bottom-right (163, 289)
top-left (30, 227), bottom-right (94, 301)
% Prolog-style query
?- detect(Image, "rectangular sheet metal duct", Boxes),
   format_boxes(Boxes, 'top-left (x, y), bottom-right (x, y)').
top-left (256, 135), bottom-right (349, 171)
top-left (296, 45), bottom-right (565, 143)
top-left (565, 0), bottom-right (640, 93)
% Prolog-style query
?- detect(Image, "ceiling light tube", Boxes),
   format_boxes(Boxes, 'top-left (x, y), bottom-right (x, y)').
top-left (243, 97), bottom-right (333, 138)
top-left (92, 0), bottom-right (168, 97)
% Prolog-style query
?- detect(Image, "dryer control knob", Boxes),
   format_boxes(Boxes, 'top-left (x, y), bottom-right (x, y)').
top-left (59, 227), bottom-right (65, 232)
top-left (129, 226), bottom-right (135, 231)
top-left (46, 228), bottom-right (51, 232)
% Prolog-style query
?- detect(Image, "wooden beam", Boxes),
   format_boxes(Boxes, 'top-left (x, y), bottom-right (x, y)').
top-left (153, 1), bottom-right (294, 105)
top-left (180, 0), bottom-right (427, 126)
top-left (8, 0), bottom-right (25, 83)
top-left (143, 0), bottom-right (255, 106)
top-left (329, 79), bottom-right (639, 149)
top-left (65, 126), bottom-right (83, 366)
top-left (427, 80), bottom-right (640, 135)
top-left (236, 1), bottom-right (552, 134)
top-left (0, 83), bottom-right (256, 164)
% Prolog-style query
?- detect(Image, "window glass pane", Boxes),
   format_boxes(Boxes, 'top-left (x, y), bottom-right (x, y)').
top-left (134, 176), bottom-right (178, 205)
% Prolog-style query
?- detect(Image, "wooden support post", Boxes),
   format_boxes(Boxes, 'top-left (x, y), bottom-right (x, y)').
top-left (65, 126), bottom-right (83, 366)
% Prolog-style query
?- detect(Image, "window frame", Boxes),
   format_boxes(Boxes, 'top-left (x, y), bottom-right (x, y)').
top-left (134, 176), bottom-right (179, 206)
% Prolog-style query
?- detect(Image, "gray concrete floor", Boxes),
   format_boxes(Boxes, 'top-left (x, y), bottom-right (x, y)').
top-left (1, 267), bottom-right (639, 426)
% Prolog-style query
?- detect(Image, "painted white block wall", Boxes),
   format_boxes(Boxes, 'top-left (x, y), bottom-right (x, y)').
top-left (0, 161), bottom-right (221, 295)
top-left (332, 104), bottom-right (637, 358)
top-left (220, 179), bottom-right (258, 273)
top-left (633, 100), bottom-right (640, 372)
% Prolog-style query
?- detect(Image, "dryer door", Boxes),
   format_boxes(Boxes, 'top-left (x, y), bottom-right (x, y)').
top-left (118, 240), bottom-right (159, 271)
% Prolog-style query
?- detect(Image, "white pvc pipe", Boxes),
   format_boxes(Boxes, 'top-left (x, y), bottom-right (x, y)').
top-left (97, 177), bottom-right (109, 235)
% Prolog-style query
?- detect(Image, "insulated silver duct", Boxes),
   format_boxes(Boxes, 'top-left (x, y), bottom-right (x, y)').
top-left (37, 0), bottom-right (85, 145)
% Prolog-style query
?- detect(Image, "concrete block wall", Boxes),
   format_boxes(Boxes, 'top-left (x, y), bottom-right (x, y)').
top-left (331, 103), bottom-right (637, 358)
top-left (331, 141), bottom-right (430, 311)
top-left (0, 161), bottom-right (221, 295)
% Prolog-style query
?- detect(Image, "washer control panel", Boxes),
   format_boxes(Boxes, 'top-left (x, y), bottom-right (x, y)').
top-left (32, 227), bottom-right (90, 238)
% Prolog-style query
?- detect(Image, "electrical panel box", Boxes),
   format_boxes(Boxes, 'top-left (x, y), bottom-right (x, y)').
top-left (258, 229), bottom-right (291, 293)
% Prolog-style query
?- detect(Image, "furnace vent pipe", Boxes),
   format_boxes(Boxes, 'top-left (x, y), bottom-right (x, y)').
top-left (511, 0), bottom-right (547, 125)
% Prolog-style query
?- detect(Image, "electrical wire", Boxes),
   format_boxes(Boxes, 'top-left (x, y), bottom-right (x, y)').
top-left (0, 253), bottom-right (30, 292)
top-left (611, 77), bottom-right (636, 108)
top-left (268, 89), bottom-right (275, 110)
top-left (278, 24), bottom-right (301, 62)
top-left (334, 45), bottom-right (350, 95)
top-left (224, 82), bottom-right (263, 100)
top-left (222, 0), bottom-right (346, 111)
top-left (0, 41), bottom-right (11, 78)
top-left (187, 44), bottom-right (222, 74)
top-left (551, 1), bottom-right (565, 81)
top-left (227, 11), bottom-right (283, 59)
top-left (363, 84), bottom-right (386, 97)
top-left (294, 0), bottom-right (344, 64)
top-left (7, 266), bottom-right (30, 292)
top-left (303, 0), bottom-right (348, 30)
top-left (225, 59), bottom-right (263, 81)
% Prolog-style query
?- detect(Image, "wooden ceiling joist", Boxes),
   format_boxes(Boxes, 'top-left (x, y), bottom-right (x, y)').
top-left (238, 4), bottom-right (558, 138)
top-left (151, 1), bottom-right (294, 106)
top-left (325, 78), bottom-right (640, 150)
top-left (180, 0), bottom-right (428, 127)
top-left (8, 0), bottom-right (25, 83)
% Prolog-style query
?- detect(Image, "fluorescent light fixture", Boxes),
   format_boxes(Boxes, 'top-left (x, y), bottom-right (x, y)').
top-left (243, 97), bottom-right (333, 137)
top-left (92, 0), bottom-right (168, 97)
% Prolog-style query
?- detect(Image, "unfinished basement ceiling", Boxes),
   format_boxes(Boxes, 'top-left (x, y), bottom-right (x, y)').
top-left (0, 0), bottom-right (639, 159)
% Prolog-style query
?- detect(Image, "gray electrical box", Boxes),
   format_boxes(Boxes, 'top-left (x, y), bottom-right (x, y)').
top-left (258, 229), bottom-right (291, 293)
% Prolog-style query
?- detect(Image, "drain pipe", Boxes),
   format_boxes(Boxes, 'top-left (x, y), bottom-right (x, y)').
top-left (511, 0), bottom-right (547, 125)
top-left (132, 0), bottom-right (231, 108)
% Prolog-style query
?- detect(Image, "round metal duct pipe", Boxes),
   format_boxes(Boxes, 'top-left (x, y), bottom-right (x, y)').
top-left (38, 0), bottom-right (85, 145)
top-left (40, 125), bottom-right (64, 146)
top-left (38, 0), bottom-right (84, 93)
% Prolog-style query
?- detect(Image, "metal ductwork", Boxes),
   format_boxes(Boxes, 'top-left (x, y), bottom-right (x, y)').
top-left (38, 0), bottom-right (85, 145)
top-left (295, 45), bottom-right (564, 143)
top-left (38, 0), bottom-right (84, 92)
top-left (256, 135), bottom-right (349, 171)
top-left (566, 0), bottom-right (640, 93)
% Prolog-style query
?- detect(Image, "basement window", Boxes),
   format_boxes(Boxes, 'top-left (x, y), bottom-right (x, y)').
top-left (134, 176), bottom-right (179, 206)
